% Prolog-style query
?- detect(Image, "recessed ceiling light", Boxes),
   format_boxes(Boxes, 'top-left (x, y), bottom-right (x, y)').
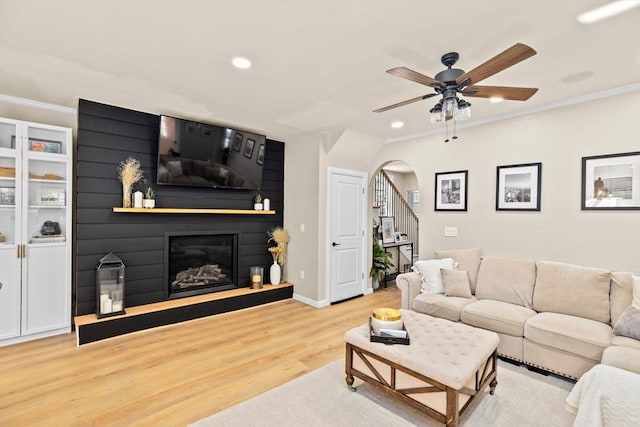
top-left (391, 121), bottom-right (404, 129)
top-left (232, 57), bottom-right (252, 69)
top-left (490, 97), bottom-right (504, 103)
top-left (577, 0), bottom-right (640, 24)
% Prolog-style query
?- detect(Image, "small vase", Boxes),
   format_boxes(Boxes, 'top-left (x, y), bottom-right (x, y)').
top-left (122, 184), bottom-right (132, 208)
top-left (270, 261), bottom-right (281, 285)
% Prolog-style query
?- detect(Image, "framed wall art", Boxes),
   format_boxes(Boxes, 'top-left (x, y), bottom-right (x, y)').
top-left (581, 151), bottom-right (640, 210)
top-left (256, 144), bottom-right (265, 165)
top-left (496, 162), bottom-right (541, 211)
top-left (244, 138), bottom-right (255, 158)
top-left (435, 170), bottom-right (468, 211)
top-left (233, 133), bottom-right (243, 151)
top-left (380, 216), bottom-right (396, 244)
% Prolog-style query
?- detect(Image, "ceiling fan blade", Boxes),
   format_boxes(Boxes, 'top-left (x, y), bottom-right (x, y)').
top-left (373, 93), bottom-right (437, 113)
top-left (462, 85), bottom-right (538, 101)
top-left (387, 67), bottom-right (443, 88)
top-left (455, 43), bottom-right (537, 86)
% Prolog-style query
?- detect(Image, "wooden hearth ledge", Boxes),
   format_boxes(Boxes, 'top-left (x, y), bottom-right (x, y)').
top-left (74, 282), bottom-right (293, 345)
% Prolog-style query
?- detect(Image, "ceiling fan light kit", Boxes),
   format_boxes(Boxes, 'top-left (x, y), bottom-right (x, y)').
top-left (376, 43), bottom-right (538, 141)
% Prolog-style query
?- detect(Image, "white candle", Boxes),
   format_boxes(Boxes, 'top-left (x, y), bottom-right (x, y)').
top-left (252, 274), bottom-right (261, 284)
top-left (263, 198), bottom-right (270, 211)
top-left (102, 298), bottom-right (112, 314)
top-left (133, 191), bottom-right (143, 208)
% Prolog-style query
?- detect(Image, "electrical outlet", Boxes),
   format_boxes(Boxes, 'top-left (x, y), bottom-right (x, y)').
top-left (444, 226), bottom-right (458, 237)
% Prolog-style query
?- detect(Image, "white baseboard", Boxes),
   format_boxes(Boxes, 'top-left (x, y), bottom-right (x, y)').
top-left (293, 293), bottom-right (330, 308)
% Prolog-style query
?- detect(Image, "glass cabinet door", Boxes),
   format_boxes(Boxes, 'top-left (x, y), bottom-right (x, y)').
top-left (0, 121), bottom-right (19, 246)
top-left (23, 125), bottom-right (69, 245)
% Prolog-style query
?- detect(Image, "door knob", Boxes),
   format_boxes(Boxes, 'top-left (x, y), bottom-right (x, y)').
top-left (332, 242), bottom-right (341, 247)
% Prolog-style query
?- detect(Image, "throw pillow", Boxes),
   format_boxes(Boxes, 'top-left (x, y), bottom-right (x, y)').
top-left (166, 161), bottom-right (183, 177)
top-left (412, 258), bottom-right (454, 294)
top-left (613, 305), bottom-right (640, 340)
top-left (441, 269), bottom-right (472, 298)
top-left (633, 274), bottom-right (640, 308)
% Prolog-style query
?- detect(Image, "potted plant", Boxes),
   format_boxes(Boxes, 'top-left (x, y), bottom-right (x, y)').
top-left (370, 243), bottom-right (394, 290)
top-left (143, 187), bottom-right (155, 209)
top-left (254, 193), bottom-right (263, 210)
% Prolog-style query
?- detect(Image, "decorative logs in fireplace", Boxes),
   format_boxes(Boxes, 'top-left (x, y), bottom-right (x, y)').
top-left (171, 264), bottom-right (227, 289)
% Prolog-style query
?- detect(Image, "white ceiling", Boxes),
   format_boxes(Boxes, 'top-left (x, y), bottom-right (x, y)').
top-left (1, 0), bottom-right (639, 143)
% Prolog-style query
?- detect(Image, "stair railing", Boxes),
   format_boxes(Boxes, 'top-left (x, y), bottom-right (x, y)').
top-left (373, 169), bottom-right (419, 257)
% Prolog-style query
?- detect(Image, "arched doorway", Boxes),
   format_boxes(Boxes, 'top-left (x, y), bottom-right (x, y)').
top-left (370, 161), bottom-right (419, 288)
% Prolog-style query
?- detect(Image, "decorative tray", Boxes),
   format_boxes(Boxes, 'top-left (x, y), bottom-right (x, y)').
top-left (369, 317), bottom-right (410, 345)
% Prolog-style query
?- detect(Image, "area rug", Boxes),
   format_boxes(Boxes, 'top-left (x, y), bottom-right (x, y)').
top-left (191, 359), bottom-right (575, 427)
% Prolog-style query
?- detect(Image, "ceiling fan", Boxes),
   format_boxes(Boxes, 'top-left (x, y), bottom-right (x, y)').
top-left (374, 43), bottom-right (538, 123)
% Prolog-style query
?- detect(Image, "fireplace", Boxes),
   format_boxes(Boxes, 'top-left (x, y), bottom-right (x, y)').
top-left (164, 231), bottom-right (239, 299)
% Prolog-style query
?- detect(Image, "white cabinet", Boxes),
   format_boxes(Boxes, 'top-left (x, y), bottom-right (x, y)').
top-left (0, 118), bottom-right (72, 345)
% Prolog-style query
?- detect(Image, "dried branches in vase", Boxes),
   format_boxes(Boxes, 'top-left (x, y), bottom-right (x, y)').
top-left (117, 157), bottom-right (144, 208)
top-left (268, 227), bottom-right (289, 265)
top-left (268, 246), bottom-right (282, 263)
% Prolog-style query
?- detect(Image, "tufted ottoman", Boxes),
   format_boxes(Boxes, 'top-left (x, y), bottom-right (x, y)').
top-left (344, 309), bottom-right (499, 427)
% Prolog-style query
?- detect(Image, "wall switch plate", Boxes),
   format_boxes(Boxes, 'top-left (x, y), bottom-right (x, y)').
top-left (444, 226), bottom-right (458, 237)
top-left (300, 270), bottom-right (305, 279)
top-left (300, 223), bottom-right (305, 232)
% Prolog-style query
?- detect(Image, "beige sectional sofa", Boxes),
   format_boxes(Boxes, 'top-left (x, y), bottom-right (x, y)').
top-left (396, 248), bottom-right (640, 380)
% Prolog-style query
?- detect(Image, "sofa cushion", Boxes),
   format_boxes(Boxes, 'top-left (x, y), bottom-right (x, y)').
top-left (611, 335), bottom-right (640, 350)
top-left (461, 299), bottom-right (537, 336)
top-left (532, 261), bottom-right (611, 323)
top-left (601, 346), bottom-right (640, 374)
top-left (411, 293), bottom-right (476, 322)
top-left (435, 248), bottom-right (481, 294)
top-left (412, 258), bottom-right (454, 294)
top-left (524, 312), bottom-right (612, 361)
top-left (475, 257), bottom-right (536, 308)
top-left (610, 272), bottom-right (636, 326)
top-left (613, 305), bottom-right (640, 340)
top-left (442, 269), bottom-right (472, 298)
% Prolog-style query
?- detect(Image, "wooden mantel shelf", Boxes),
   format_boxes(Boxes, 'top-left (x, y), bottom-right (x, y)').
top-left (113, 207), bottom-right (275, 215)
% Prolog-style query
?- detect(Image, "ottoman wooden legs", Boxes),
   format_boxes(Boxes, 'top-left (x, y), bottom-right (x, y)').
top-left (345, 342), bottom-right (498, 427)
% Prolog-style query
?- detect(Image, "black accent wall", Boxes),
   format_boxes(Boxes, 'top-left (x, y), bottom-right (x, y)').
top-left (76, 100), bottom-right (284, 316)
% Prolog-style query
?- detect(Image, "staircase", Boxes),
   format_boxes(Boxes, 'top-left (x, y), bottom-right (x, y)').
top-left (373, 169), bottom-right (419, 269)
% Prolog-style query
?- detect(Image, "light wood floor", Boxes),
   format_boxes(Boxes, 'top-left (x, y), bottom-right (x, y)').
top-left (0, 286), bottom-right (400, 426)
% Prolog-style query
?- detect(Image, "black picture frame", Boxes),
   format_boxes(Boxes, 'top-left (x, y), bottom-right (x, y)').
top-left (581, 151), bottom-right (640, 210)
top-left (244, 138), bottom-right (255, 158)
top-left (256, 144), bottom-right (265, 165)
top-left (233, 133), bottom-right (243, 151)
top-left (435, 170), bottom-right (468, 211)
top-left (380, 216), bottom-right (395, 244)
top-left (496, 162), bottom-right (542, 211)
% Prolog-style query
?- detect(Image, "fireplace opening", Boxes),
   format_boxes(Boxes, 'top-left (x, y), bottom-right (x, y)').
top-left (164, 231), bottom-right (239, 299)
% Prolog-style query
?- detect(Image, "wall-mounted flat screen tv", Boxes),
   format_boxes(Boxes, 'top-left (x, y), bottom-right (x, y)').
top-left (157, 115), bottom-right (265, 190)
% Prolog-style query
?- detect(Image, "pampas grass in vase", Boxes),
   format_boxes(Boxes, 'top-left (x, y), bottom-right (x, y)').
top-left (117, 157), bottom-right (144, 208)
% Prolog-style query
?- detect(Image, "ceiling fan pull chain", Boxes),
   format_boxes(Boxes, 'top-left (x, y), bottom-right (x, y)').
top-left (444, 122), bottom-right (449, 143)
top-left (452, 118), bottom-right (458, 140)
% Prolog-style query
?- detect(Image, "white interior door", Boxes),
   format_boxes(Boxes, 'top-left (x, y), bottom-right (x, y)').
top-left (328, 168), bottom-right (366, 303)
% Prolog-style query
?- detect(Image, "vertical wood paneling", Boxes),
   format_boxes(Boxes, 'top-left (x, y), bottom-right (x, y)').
top-left (76, 100), bottom-right (284, 315)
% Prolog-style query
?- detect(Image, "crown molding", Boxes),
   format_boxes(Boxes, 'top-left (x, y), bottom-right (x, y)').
top-left (0, 94), bottom-right (77, 115)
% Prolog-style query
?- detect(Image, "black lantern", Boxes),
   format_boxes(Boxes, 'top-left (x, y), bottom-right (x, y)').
top-left (96, 252), bottom-right (125, 318)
